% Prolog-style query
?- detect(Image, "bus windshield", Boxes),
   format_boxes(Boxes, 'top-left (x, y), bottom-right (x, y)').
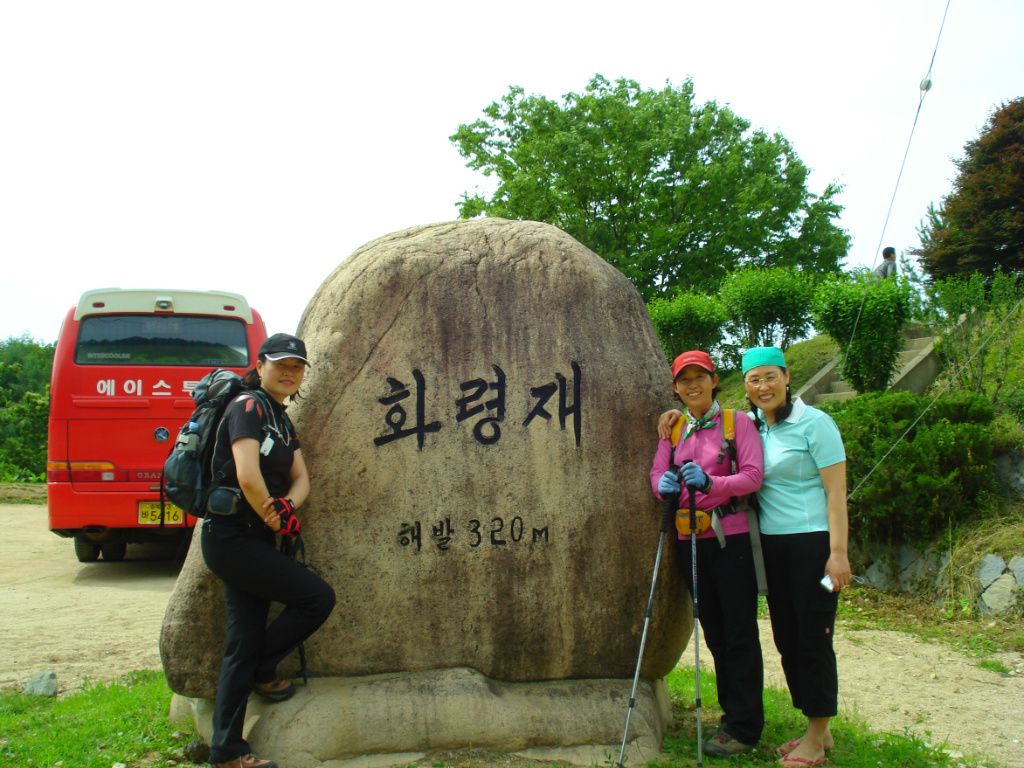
top-left (74, 315), bottom-right (250, 367)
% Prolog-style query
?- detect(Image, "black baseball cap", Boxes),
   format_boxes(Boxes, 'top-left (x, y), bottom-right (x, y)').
top-left (259, 333), bottom-right (310, 365)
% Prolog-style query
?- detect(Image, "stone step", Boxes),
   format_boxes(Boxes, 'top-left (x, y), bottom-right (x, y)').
top-left (903, 335), bottom-right (934, 352)
top-left (815, 391), bottom-right (858, 403)
top-left (807, 335), bottom-right (940, 406)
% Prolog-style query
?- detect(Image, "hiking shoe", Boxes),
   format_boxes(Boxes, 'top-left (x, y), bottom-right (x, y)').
top-left (253, 678), bottom-right (296, 702)
top-left (703, 730), bottom-right (756, 757)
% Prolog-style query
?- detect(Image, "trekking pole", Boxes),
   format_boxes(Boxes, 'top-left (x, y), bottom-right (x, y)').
top-left (616, 465), bottom-right (680, 768)
top-left (688, 473), bottom-right (703, 768)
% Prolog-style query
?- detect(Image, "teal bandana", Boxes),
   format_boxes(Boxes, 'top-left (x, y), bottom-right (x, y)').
top-left (741, 346), bottom-right (787, 375)
top-left (683, 400), bottom-right (722, 443)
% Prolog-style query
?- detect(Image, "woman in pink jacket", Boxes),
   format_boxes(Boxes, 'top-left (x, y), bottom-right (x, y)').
top-left (651, 350), bottom-right (765, 757)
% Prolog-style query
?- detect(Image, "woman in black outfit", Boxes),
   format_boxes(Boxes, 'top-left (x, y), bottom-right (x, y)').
top-left (201, 333), bottom-right (336, 768)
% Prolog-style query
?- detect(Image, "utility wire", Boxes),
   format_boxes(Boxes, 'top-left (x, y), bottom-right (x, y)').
top-left (841, 0), bottom-right (952, 372)
top-left (848, 291), bottom-right (1024, 501)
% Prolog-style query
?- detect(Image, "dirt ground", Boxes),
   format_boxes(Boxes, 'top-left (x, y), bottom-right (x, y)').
top-left (2, 502), bottom-right (1023, 767)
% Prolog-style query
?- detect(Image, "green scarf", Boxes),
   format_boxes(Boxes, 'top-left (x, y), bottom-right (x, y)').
top-left (683, 400), bottom-right (721, 443)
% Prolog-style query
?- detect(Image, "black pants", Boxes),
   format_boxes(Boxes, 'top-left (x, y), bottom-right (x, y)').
top-left (201, 514), bottom-right (336, 764)
top-left (761, 531), bottom-right (838, 718)
top-left (676, 532), bottom-right (764, 746)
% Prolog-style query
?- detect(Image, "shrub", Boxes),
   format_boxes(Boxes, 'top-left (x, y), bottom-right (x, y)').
top-left (719, 266), bottom-right (815, 351)
top-left (647, 291), bottom-right (727, 361)
top-left (925, 271), bottom-right (1024, 404)
top-left (0, 388), bottom-right (48, 479)
top-left (989, 412), bottom-right (1024, 455)
top-left (812, 273), bottom-right (913, 393)
top-left (822, 391), bottom-right (994, 544)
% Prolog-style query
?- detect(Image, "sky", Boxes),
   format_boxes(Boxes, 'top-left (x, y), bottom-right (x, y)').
top-left (2, 0), bottom-right (1022, 344)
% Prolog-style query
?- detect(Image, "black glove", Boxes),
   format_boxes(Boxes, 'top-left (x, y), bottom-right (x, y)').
top-left (271, 497), bottom-right (301, 536)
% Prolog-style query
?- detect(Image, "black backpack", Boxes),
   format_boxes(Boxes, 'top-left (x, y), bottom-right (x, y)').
top-left (162, 369), bottom-right (251, 518)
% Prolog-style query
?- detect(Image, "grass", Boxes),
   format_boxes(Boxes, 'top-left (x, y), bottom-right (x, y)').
top-left (715, 334), bottom-right (840, 411)
top-left (0, 482), bottom-right (46, 504)
top-left (837, 585), bottom-right (1024, 655)
top-left (834, 506), bottom-right (1024, 656)
top-left (940, 511), bottom-right (1024, 604)
top-left (0, 670), bottom-right (195, 768)
top-left (652, 666), bottom-right (992, 768)
top-left (977, 659), bottom-right (1010, 674)
top-left (0, 663), bottom-right (1004, 768)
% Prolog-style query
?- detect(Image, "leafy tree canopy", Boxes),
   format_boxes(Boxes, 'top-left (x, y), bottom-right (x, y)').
top-left (0, 335), bottom-right (54, 404)
top-left (0, 335), bottom-right (53, 480)
top-left (647, 291), bottom-right (727, 362)
top-left (451, 75), bottom-right (850, 301)
top-left (916, 97), bottom-right (1024, 280)
top-left (720, 267), bottom-right (816, 352)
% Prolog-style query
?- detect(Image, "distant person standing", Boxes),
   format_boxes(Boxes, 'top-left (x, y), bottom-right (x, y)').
top-left (873, 247), bottom-right (897, 279)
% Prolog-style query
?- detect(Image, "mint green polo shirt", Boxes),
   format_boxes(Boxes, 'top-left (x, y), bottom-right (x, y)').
top-left (753, 397), bottom-right (846, 535)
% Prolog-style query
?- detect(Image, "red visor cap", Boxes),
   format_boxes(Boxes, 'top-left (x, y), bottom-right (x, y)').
top-left (671, 350), bottom-right (715, 380)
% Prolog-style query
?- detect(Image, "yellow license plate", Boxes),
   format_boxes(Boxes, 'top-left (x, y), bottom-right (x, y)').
top-left (138, 502), bottom-right (184, 525)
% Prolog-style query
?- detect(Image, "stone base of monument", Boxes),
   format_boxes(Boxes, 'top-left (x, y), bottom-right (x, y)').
top-left (170, 667), bottom-right (672, 768)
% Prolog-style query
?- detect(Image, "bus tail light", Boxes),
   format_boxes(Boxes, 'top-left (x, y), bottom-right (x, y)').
top-left (60, 462), bottom-right (129, 482)
top-left (47, 461), bottom-right (71, 482)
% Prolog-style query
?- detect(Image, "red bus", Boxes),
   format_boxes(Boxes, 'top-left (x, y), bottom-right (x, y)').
top-left (47, 288), bottom-right (268, 562)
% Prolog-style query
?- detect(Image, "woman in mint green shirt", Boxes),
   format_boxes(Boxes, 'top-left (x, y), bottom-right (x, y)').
top-left (659, 347), bottom-right (850, 767)
top-left (742, 346), bottom-right (849, 768)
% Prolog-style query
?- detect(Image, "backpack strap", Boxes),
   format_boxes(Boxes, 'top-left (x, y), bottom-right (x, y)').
top-left (717, 408), bottom-right (736, 468)
top-left (721, 408), bottom-right (768, 595)
top-left (699, 408), bottom-right (769, 595)
top-left (208, 390), bottom-right (275, 488)
top-left (670, 417), bottom-right (685, 448)
top-left (249, 388), bottom-right (295, 447)
top-left (745, 501), bottom-right (768, 596)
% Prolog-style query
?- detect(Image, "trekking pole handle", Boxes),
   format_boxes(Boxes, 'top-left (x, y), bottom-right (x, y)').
top-left (660, 463), bottom-right (681, 533)
top-left (687, 482), bottom-right (699, 517)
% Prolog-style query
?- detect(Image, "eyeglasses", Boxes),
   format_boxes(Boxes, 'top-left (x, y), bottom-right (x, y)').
top-left (745, 373), bottom-right (783, 387)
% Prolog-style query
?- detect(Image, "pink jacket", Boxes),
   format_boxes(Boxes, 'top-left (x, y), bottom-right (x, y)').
top-left (650, 409), bottom-right (764, 539)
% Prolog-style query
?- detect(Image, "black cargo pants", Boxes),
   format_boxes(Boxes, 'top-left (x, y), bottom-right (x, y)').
top-left (677, 531), bottom-right (765, 746)
top-left (201, 512), bottom-right (336, 764)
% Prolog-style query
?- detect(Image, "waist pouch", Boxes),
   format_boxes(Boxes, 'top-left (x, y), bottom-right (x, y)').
top-left (675, 500), bottom-right (769, 597)
top-left (675, 504), bottom-right (734, 536)
top-left (206, 486), bottom-right (243, 516)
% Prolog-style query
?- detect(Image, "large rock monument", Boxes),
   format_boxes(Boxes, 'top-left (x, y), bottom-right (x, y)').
top-left (162, 218), bottom-right (691, 766)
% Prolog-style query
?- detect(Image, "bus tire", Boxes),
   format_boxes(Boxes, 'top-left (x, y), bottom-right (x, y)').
top-left (101, 542), bottom-right (127, 562)
top-left (74, 538), bottom-right (100, 562)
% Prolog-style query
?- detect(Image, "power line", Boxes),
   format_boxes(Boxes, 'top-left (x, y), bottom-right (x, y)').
top-left (841, 0), bottom-right (952, 371)
top-left (868, 0), bottom-right (952, 275)
top-left (848, 290), bottom-right (1024, 501)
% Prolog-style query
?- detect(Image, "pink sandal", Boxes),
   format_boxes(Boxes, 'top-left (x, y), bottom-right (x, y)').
top-left (775, 738), bottom-right (802, 756)
top-left (778, 756), bottom-right (826, 767)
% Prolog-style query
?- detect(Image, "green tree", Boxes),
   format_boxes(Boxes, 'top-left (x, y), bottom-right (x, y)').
top-left (451, 75), bottom-right (850, 300)
top-left (647, 291), bottom-right (727, 361)
top-left (0, 336), bottom-right (54, 480)
top-left (812, 274), bottom-right (913, 393)
top-left (916, 97), bottom-right (1024, 280)
top-left (0, 335), bottom-right (55, 402)
top-left (0, 388), bottom-right (48, 480)
top-left (719, 267), bottom-right (816, 351)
